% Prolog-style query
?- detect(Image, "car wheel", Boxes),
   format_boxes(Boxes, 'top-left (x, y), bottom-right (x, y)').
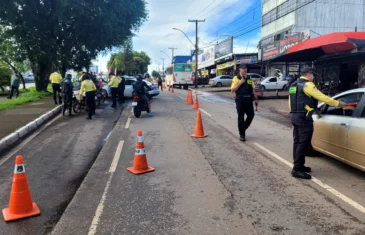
top-left (261, 85), bottom-right (266, 91)
top-left (216, 82), bottom-right (222, 87)
top-left (282, 85), bottom-right (288, 91)
top-left (101, 89), bottom-right (108, 98)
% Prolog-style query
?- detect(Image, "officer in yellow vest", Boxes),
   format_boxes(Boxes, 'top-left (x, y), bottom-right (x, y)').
top-left (80, 74), bottom-right (97, 120)
top-left (49, 71), bottom-right (63, 105)
top-left (109, 73), bottom-right (120, 108)
top-left (289, 68), bottom-right (348, 179)
top-left (231, 64), bottom-right (258, 141)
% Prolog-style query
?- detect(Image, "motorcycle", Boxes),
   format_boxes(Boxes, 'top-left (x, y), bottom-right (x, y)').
top-left (132, 92), bottom-right (150, 118)
top-left (72, 92), bottom-right (101, 113)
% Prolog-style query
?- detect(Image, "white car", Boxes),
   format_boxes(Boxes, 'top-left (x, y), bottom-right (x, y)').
top-left (258, 77), bottom-right (288, 91)
top-left (209, 75), bottom-right (233, 87)
top-left (124, 78), bottom-right (160, 98)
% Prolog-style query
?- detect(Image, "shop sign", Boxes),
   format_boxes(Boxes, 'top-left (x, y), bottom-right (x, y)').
top-left (262, 42), bottom-right (280, 61)
top-left (236, 55), bottom-right (258, 64)
top-left (198, 46), bottom-right (215, 69)
top-left (217, 61), bottom-right (235, 70)
top-left (215, 54), bottom-right (233, 64)
top-left (215, 37), bottom-right (233, 59)
top-left (201, 70), bottom-right (209, 76)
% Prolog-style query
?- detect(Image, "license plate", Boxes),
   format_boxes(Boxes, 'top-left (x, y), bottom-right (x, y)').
top-left (132, 102), bottom-right (138, 106)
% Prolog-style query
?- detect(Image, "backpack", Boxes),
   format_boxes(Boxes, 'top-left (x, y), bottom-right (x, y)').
top-left (134, 81), bottom-right (145, 94)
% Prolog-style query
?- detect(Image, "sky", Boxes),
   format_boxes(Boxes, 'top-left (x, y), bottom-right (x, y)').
top-left (94, 0), bottom-right (261, 73)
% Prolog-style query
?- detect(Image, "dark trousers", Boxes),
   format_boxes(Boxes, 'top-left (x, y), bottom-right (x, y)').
top-left (235, 97), bottom-right (255, 136)
top-left (85, 91), bottom-right (95, 118)
top-left (158, 83), bottom-right (163, 91)
top-left (63, 94), bottom-right (72, 114)
top-left (8, 86), bottom-right (19, 99)
top-left (118, 86), bottom-right (125, 103)
top-left (111, 87), bottom-right (118, 107)
top-left (52, 83), bottom-right (62, 104)
top-left (291, 113), bottom-right (314, 171)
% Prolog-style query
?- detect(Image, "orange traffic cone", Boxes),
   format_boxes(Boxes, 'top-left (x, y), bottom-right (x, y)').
top-left (127, 130), bottom-right (155, 175)
top-left (191, 109), bottom-right (208, 138)
top-left (3, 156), bottom-right (40, 222)
top-left (171, 87), bottom-right (174, 93)
top-left (168, 86), bottom-right (171, 92)
top-left (193, 94), bottom-right (199, 109)
top-left (186, 90), bottom-right (193, 105)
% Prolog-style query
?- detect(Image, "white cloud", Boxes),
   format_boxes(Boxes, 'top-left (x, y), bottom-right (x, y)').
top-left (95, 0), bottom-right (260, 73)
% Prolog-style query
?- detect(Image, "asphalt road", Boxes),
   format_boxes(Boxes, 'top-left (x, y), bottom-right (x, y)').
top-left (51, 90), bottom-right (365, 234)
top-left (0, 100), bottom-right (123, 235)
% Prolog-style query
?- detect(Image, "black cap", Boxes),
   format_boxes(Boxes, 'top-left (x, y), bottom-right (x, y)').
top-left (239, 64), bottom-right (247, 69)
top-left (301, 68), bottom-right (317, 75)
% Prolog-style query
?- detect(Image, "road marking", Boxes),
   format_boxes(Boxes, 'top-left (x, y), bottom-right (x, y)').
top-left (125, 117), bottom-right (131, 129)
top-left (88, 140), bottom-right (124, 235)
top-left (199, 108), bottom-right (212, 117)
top-left (131, 107), bottom-right (133, 113)
top-left (0, 115), bottom-right (61, 166)
top-left (176, 95), bottom-right (185, 100)
top-left (198, 96), bottom-right (213, 103)
top-left (254, 142), bottom-right (365, 214)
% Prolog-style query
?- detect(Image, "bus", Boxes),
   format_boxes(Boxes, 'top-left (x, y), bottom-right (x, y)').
top-left (165, 63), bottom-right (193, 88)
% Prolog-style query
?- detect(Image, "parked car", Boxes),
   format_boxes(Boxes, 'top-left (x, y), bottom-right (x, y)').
top-left (209, 75), bottom-right (233, 87)
top-left (312, 88), bottom-right (365, 172)
top-left (258, 76), bottom-right (288, 91)
top-left (247, 73), bottom-right (264, 85)
top-left (124, 78), bottom-right (160, 98)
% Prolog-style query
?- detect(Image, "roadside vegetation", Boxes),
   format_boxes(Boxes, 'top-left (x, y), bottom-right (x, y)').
top-left (0, 86), bottom-right (52, 111)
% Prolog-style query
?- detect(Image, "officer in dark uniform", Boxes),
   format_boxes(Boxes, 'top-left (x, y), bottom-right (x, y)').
top-left (62, 74), bottom-right (74, 116)
top-left (231, 64), bottom-right (258, 141)
top-left (118, 74), bottom-right (126, 103)
top-left (289, 68), bottom-right (348, 179)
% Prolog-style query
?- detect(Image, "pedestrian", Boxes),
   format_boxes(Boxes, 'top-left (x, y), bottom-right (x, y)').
top-left (118, 74), bottom-right (126, 103)
top-left (289, 68), bottom-right (349, 179)
top-left (158, 75), bottom-right (163, 92)
top-left (49, 70), bottom-right (63, 105)
top-left (7, 71), bottom-right (20, 99)
top-left (80, 74), bottom-right (96, 120)
top-left (62, 74), bottom-right (74, 116)
top-left (109, 73), bottom-right (120, 108)
top-left (231, 64), bottom-right (258, 142)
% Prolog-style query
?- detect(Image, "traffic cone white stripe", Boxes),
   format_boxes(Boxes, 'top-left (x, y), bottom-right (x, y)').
top-left (135, 148), bottom-right (146, 155)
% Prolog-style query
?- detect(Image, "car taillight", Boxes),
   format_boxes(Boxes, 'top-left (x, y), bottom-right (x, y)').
top-left (134, 96), bottom-right (139, 99)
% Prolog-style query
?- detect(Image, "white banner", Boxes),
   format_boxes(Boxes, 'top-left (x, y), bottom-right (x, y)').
top-left (198, 46), bottom-right (215, 69)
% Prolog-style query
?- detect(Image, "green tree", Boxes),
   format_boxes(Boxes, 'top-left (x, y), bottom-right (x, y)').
top-left (152, 70), bottom-right (159, 78)
top-left (109, 49), bottom-right (151, 75)
top-left (0, 0), bottom-right (148, 91)
top-left (0, 62), bottom-right (12, 92)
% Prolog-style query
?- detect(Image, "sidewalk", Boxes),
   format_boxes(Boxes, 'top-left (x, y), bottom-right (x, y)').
top-left (0, 96), bottom-right (55, 139)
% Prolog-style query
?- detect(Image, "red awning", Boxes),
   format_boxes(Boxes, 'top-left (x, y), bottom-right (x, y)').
top-left (274, 32), bottom-right (365, 62)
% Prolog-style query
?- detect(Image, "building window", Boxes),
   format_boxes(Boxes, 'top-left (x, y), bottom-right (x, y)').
top-left (262, 8), bottom-right (277, 26)
top-left (277, 0), bottom-right (295, 18)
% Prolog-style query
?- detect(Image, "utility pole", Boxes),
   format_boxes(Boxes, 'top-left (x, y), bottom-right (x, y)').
top-left (168, 47), bottom-right (177, 64)
top-left (161, 58), bottom-right (165, 78)
top-left (189, 19), bottom-right (205, 88)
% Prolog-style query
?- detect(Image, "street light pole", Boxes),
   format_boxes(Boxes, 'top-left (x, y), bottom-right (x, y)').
top-left (188, 19), bottom-right (205, 88)
top-left (168, 47), bottom-right (177, 64)
top-left (160, 51), bottom-right (171, 64)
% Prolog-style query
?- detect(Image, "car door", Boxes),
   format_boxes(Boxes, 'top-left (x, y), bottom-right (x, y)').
top-left (347, 94), bottom-right (365, 170)
top-left (266, 77), bottom-right (277, 90)
top-left (225, 76), bottom-right (233, 86)
top-left (313, 92), bottom-right (364, 161)
top-left (124, 79), bottom-right (136, 98)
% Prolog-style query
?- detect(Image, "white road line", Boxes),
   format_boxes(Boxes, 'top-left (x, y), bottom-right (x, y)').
top-left (198, 96), bottom-right (213, 103)
top-left (254, 142), bottom-right (365, 214)
top-left (0, 115), bottom-right (61, 166)
top-left (88, 140), bottom-right (124, 235)
top-left (176, 95), bottom-right (185, 100)
top-left (125, 117), bottom-right (131, 129)
top-left (131, 107), bottom-right (133, 113)
top-left (199, 108), bottom-right (212, 117)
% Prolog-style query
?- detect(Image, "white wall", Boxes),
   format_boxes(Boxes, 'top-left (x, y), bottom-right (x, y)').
top-left (262, 12), bottom-right (295, 38)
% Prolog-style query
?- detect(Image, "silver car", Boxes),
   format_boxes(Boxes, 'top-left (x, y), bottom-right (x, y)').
top-left (209, 75), bottom-right (233, 87)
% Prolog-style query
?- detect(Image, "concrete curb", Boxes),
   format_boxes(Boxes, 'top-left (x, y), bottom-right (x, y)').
top-left (0, 105), bottom-right (62, 153)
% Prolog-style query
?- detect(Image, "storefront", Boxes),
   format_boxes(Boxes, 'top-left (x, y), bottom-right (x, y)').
top-left (216, 59), bottom-right (235, 76)
top-left (235, 53), bottom-right (260, 75)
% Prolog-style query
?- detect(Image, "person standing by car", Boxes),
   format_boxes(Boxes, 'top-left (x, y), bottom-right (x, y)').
top-left (118, 74), bottom-right (126, 103)
top-left (62, 74), bottom-right (74, 116)
top-left (49, 70), bottom-right (63, 105)
top-left (231, 64), bottom-right (258, 142)
top-left (289, 68), bottom-right (349, 180)
top-left (80, 74), bottom-right (96, 120)
top-left (109, 73), bottom-right (120, 108)
top-left (7, 71), bottom-right (20, 99)
top-left (134, 74), bottom-right (152, 116)
top-left (158, 75), bottom-right (163, 92)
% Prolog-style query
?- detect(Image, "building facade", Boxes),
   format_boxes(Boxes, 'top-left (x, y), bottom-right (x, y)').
top-left (260, 0), bottom-right (365, 77)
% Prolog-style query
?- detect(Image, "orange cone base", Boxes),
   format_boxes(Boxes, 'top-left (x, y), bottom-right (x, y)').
top-left (3, 202), bottom-right (40, 222)
top-left (193, 104), bottom-right (199, 109)
top-left (191, 134), bottom-right (208, 138)
top-left (127, 166), bottom-right (155, 175)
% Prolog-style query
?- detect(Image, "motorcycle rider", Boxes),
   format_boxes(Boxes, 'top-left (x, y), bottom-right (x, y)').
top-left (134, 74), bottom-right (152, 116)
top-left (62, 74), bottom-right (74, 116)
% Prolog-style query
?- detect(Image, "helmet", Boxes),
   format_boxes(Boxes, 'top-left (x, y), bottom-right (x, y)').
top-left (144, 73), bottom-right (150, 79)
top-left (136, 74), bottom-right (144, 81)
top-left (66, 74), bottom-right (72, 80)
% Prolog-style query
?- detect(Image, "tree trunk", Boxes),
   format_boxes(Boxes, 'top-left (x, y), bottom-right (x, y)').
top-left (31, 60), bottom-right (51, 92)
top-left (1, 59), bottom-right (26, 89)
